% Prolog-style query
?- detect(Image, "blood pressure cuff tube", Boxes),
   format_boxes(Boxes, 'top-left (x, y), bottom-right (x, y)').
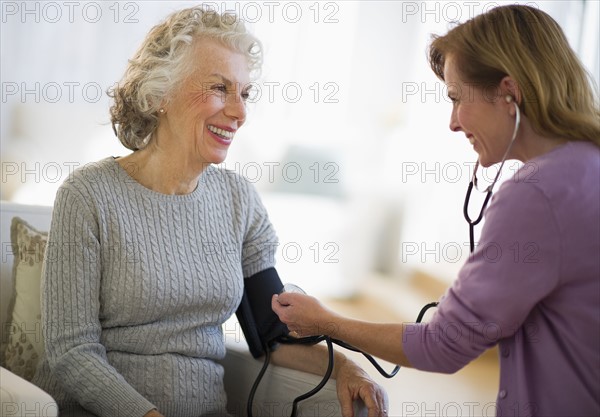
top-left (235, 267), bottom-right (290, 358)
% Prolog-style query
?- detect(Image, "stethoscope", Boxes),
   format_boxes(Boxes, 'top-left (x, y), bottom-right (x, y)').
top-left (464, 97), bottom-right (521, 253)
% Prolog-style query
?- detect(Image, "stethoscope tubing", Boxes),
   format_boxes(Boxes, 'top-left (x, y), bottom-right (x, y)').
top-left (464, 101), bottom-right (521, 253)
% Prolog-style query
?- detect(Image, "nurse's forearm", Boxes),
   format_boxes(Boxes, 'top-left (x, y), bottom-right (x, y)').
top-left (326, 317), bottom-right (413, 367)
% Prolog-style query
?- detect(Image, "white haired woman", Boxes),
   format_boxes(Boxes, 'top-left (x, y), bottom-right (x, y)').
top-left (32, 7), bottom-right (387, 417)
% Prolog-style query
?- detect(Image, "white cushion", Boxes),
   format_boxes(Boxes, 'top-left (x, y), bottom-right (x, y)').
top-left (0, 366), bottom-right (57, 417)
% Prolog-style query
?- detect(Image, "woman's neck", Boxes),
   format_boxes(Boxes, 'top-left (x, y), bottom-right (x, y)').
top-left (117, 144), bottom-right (207, 195)
top-left (512, 119), bottom-right (568, 163)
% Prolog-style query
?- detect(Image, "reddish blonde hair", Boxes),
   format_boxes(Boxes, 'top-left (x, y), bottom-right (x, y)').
top-left (429, 5), bottom-right (599, 146)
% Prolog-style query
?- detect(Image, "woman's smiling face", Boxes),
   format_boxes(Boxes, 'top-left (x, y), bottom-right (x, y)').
top-left (159, 37), bottom-right (253, 167)
top-left (444, 55), bottom-right (517, 168)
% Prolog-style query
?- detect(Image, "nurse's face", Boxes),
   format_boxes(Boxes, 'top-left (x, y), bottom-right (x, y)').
top-left (444, 55), bottom-right (517, 167)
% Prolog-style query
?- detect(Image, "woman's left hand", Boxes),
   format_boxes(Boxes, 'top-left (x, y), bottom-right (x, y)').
top-left (335, 357), bottom-right (389, 417)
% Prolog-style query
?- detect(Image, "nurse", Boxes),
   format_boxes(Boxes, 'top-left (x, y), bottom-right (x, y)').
top-left (273, 5), bottom-right (600, 416)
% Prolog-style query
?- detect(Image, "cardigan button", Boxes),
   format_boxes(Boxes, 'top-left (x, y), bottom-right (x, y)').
top-left (501, 347), bottom-right (510, 357)
top-left (499, 389), bottom-right (507, 399)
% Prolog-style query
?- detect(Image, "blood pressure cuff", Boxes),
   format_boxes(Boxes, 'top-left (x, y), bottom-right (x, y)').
top-left (235, 267), bottom-right (290, 358)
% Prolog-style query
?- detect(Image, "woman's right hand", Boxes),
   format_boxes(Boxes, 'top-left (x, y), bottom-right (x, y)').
top-left (272, 293), bottom-right (340, 337)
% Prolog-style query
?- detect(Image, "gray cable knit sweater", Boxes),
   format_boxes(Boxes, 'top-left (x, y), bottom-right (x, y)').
top-left (32, 157), bottom-right (278, 417)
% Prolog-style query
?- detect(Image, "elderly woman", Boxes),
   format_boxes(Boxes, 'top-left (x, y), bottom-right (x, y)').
top-left (274, 5), bottom-right (600, 417)
top-left (31, 7), bottom-right (387, 417)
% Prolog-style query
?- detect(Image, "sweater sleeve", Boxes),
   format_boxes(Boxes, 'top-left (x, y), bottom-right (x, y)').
top-left (403, 180), bottom-right (561, 373)
top-left (239, 178), bottom-right (279, 278)
top-left (42, 184), bottom-right (156, 417)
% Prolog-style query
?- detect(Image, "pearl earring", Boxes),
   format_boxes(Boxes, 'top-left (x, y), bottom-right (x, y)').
top-left (159, 108), bottom-right (165, 114)
top-left (505, 95), bottom-right (513, 103)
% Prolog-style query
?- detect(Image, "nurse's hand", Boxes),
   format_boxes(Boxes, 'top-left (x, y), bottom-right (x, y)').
top-left (272, 292), bottom-right (340, 337)
top-left (272, 293), bottom-right (389, 416)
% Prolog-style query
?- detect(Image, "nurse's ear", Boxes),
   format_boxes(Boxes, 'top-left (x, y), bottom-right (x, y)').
top-left (500, 77), bottom-right (521, 117)
top-left (499, 76), bottom-right (522, 105)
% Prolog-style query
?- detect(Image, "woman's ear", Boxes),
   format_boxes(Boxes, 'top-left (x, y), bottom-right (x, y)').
top-left (499, 76), bottom-right (522, 105)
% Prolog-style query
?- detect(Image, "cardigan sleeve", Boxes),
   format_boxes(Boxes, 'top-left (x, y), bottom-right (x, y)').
top-left (403, 179), bottom-right (561, 373)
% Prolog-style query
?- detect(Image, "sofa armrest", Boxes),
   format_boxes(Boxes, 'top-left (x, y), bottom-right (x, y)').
top-left (0, 366), bottom-right (58, 417)
top-left (220, 343), bottom-right (367, 417)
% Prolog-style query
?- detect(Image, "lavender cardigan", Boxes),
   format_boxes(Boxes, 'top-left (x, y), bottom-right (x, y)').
top-left (404, 141), bottom-right (600, 417)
